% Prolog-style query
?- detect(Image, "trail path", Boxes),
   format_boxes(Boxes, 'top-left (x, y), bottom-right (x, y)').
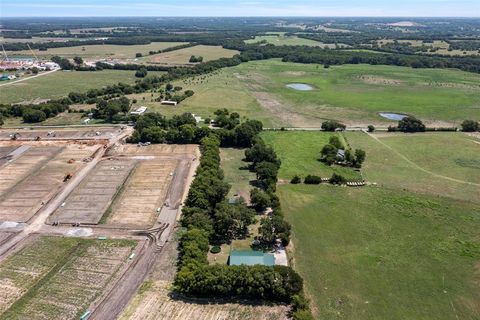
top-left (366, 132), bottom-right (480, 187)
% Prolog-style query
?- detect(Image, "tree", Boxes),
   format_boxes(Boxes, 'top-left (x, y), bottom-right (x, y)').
top-left (31, 67), bottom-right (39, 74)
top-left (367, 125), bottom-right (375, 132)
top-left (398, 116), bottom-right (426, 132)
top-left (255, 161), bottom-right (278, 187)
top-left (304, 175), bottom-right (321, 184)
top-left (322, 120), bottom-right (346, 132)
top-left (259, 214), bottom-right (291, 246)
top-left (73, 56), bottom-right (84, 65)
top-left (461, 120), bottom-right (479, 132)
top-left (135, 53), bottom-right (143, 58)
top-left (22, 109), bottom-right (46, 123)
top-left (135, 68), bottom-right (148, 78)
top-left (353, 149), bottom-right (366, 168)
top-left (328, 136), bottom-right (343, 149)
top-left (320, 144), bottom-right (338, 165)
top-left (214, 202), bottom-right (255, 241)
top-left (166, 83), bottom-right (174, 91)
top-left (0, 113), bottom-right (4, 126)
top-left (250, 188), bottom-right (271, 211)
top-left (329, 173), bottom-right (347, 185)
top-left (290, 175), bottom-right (301, 184)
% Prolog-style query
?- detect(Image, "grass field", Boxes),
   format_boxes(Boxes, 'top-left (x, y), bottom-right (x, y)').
top-left (278, 184), bottom-right (480, 320)
top-left (245, 34), bottom-right (334, 47)
top-left (144, 45), bottom-right (239, 65)
top-left (220, 148), bottom-right (256, 200)
top-left (261, 131), bottom-right (362, 181)
top-left (6, 42), bottom-right (187, 59)
top-left (2, 70), bottom-right (164, 104)
top-left (143, 59), bottom-right (479, 127)
top-left (345, 132), bottom-right (480, 202)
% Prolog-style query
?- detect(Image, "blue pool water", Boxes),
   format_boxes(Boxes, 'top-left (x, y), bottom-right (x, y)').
top-left (379, 112), bottom-right (408, 121)
top-left (286, 83), bottom-right (314, 91)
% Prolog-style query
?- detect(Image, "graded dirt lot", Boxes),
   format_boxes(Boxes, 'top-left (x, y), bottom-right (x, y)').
top-left (50, 159), bottom-right (137, 224)
top-left (107, 160), bottom-right (177, 227)
top-left (0, 127), bottom-right (123, 141)
top-left (0, 143), bottom-right (99, 222)
top-left (0, 235), bottom-right (137, 319)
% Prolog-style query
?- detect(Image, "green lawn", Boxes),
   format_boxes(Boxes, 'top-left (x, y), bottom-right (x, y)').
top-left (345, 132), bottom-right (480, 203)
top-left (2, 70), bottom-right (164, 104)
top-left (6, 42), bottom-right (187, 59)
top-left (279, 184), bottom-right (480, 320)
top-left (261, 131), bottom-right (362, 181)
top-left (220, 148), bottom-right (256, 200)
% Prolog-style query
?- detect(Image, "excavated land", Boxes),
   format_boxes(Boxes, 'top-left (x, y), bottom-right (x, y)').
top-left (0, 127), bottom-right (124, 141)
top-left (50, 159), bottom-right (137, 225)
top-left (0, 143), bottom-right (100, 222)
top-left (0, 235), bottom-right (138, 319)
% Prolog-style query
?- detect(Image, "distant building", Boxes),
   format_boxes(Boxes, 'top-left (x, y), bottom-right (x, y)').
top-left (130, 106), bottom-right (147, 115)
top-left (82, 118), bottom-right (91, 124)
top-left (191, 113), bottom-right (202, 123)
top-left (228, 250), bottom-right (275, 266)
top-left (161, 100), bottom-right (178, 106)
top-left (337, 149), bottom-right (346, 160)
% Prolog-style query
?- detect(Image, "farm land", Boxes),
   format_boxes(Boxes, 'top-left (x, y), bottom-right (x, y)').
top-left (143, 45), bottom-right (239, 65)
top-left (245, 33), bottom-right (340, 48)
top-left (265, 131), bottom-right (480, 319)
top-left (142, 59), bottom-right (480, 128)
top-left (5, 42), bottom-right (188, 59)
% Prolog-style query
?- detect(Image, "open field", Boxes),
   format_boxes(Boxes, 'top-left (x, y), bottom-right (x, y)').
top-left (278, 184), bottom-right (480, 320)
top-left (345, 132), bottom-right (480, 202)
top-left (245, 34), bottom-right (336, 47)
top-left (149, 59), bottom-right (480, 127)
top-left (50, 159), bottom-right (136, 224)
top-left (0, 37), bottom-right (82, 43)
top-left (0, 235), bottom-right (137, 319)
top-left (0, 127), bottom-right (121, 140)
top-left (144, 45), bottom-right (239, 65)
top-left (2, 70), bottom-right (164, 104)
top-left (220, 148), bottom-right (256, 201)
top-left (376, 39), bottom-right (479, 56)
top-left (0, 143), bottom-right (98, 222)
top-left (119, 280), bottom-right (288, 320)
top-left (261, 131), bottom-right (362, 181)
top-left (6, 42), bottom-right (187, 59)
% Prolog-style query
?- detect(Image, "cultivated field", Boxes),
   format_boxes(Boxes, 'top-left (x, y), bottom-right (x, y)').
top-left (6, 42), bottom-right (187, 59)
top-left (2, 70), bottom-right (164, 104)
top-left (0, 143), bottom-right (98, 222)
top-left (278, 184), bottom-right (480, 320)
top-left (154, 59), bottom-right (480, 127)
top-left (345, 132), bottom-right (480, 202)
top-left (0, 236), bottom-right (137, 319)
top-left (144, 45), bottom-right (239, 65)
top-left (119, 280), bottom-right (289, 320)
top-left (50, 159), bottom-right (136, 224)
top-left (261, 131), bottom-right (362, 181)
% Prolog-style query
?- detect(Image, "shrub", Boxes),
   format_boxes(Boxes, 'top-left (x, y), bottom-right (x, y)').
top-left (461, 120), bottom-right (479, 132)
top-left (367, 125), bottom-right (375, 132)
top-left (210, 246), bottom-right (221, 254)
top-left (304, 175), bottom-right (321, 184)
top-left (321, 120), bottom-right (346, 132)
top-left (329, 173), bottom-right (347, 185)
top-left (291, 175), bottom-right (302, 184)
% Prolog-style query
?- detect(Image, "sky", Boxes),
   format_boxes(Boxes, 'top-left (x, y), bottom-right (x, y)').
top-left (1, 0), bottom-right (479, 17)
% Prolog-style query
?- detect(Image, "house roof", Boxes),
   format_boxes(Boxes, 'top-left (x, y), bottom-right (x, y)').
top-left (229, 250), bottom-right (275, 266)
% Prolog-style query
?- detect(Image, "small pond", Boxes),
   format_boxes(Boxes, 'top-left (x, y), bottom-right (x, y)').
top-left (286, 83), bottom-right (314, 91)
top-left (379, 112), bottom-right (408, 121)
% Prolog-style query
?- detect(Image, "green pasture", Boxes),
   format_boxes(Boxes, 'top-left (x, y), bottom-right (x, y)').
top-left (261, 131), bottom-right (362, 181)
top-left (279, 184), bottom-right (480, 320)
top-left (1, 70), bottom-right (164, 104)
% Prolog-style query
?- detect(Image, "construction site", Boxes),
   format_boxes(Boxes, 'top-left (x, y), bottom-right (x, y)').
top-left (0, 126), bottom-right (200, 320)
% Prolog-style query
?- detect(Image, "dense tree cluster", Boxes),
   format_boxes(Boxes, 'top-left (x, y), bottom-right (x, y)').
top-left (394, 116), bottom-right (426, 133)
top-left (189, 55), bottom-right (204, 63)
top-left (461, 120), bottom-right (479, 132)
top-left (0, 100), bottom-right (70, 124)
top-left (321, 120), bottom-right (346, 132)
top-left (320, 136), bottom-right (366, 168)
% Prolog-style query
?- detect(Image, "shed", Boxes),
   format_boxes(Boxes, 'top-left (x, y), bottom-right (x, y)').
top-left (161, 100), bottom-right (178, 106)
top-left (228, 250), bottom-right (275, 266)
top-left (336, 149), bottom-right (346, 160)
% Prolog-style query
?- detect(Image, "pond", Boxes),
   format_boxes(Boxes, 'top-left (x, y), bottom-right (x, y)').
top-left (286, 83), bottom-right (314, 91)
top-left (379, 112), bottom-right (408, 121)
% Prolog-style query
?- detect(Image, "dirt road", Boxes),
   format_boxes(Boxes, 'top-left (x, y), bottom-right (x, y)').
top-left (0, 69), bottom-right (59, 88)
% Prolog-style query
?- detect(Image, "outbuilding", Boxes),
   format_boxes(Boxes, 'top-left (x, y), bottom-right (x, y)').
top-left (161, 100), bottom-right (178, 106)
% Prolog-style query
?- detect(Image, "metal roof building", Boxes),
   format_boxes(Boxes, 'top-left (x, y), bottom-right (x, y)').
top-left (228, 250), bottom-right (275, 266)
